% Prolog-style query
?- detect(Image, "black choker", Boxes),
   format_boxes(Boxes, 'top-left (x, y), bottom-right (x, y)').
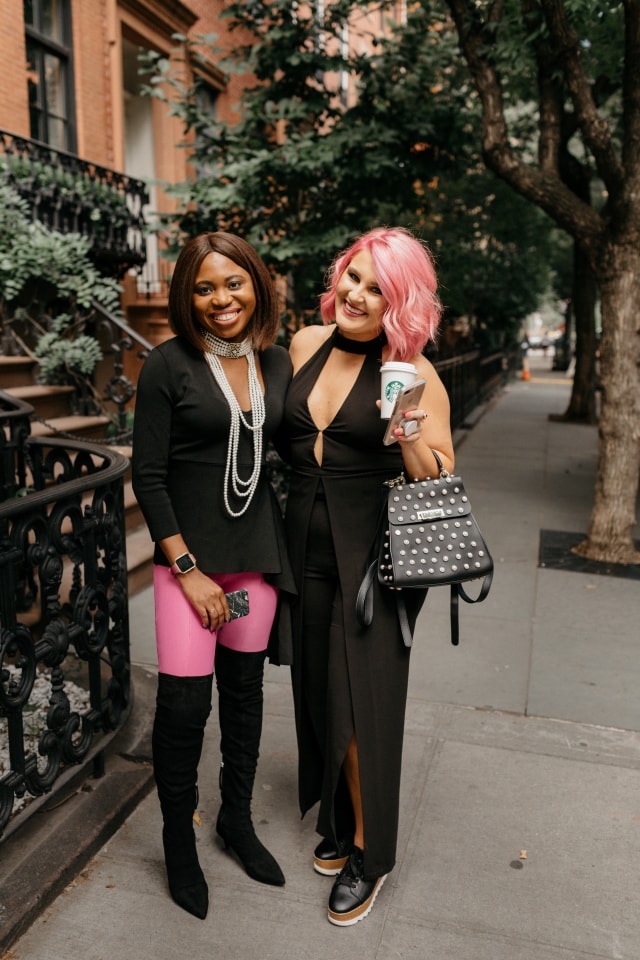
top-left (331, 326), bottom-right (386, 356)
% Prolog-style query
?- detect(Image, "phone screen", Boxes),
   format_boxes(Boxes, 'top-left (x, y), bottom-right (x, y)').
top-left (382, 379), bottom-right (426, 445)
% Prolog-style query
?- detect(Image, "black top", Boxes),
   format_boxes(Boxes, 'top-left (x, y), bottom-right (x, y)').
top-left (283, 326), bottom-right (425, 878)
top-left (132, 335), bottom-right (295, 591)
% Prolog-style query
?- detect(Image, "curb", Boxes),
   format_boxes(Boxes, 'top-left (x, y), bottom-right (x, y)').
top-left (0, 665), bottom-right (156, 954)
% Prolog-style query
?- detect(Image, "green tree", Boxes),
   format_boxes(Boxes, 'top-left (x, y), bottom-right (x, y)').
top-left (0, 183), bottom-right (122, 385)
top-left (441, 0), bottom-right (639, 563)
top-left (348, 3), bottom-right (558, 345)
top-left (144, 0), bottom-right (555, 342)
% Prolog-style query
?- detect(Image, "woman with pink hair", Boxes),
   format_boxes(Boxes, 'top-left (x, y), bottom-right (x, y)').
top-left (283, 227), bottom-right (454, 926)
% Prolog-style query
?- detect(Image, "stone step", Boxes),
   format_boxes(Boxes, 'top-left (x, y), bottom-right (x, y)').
top-left (0, 355), bottom-right (39, 388)
top-left (125, 523), bottom-right (154, 597)
top-left (124, 480), bottom-right (146, 533)
top-left (29, 414), bottom-right (112, 441)
top-left (4, 383), bottom-right (75, 420)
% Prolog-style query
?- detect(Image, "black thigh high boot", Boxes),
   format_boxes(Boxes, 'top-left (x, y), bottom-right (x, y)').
top-left (214, 645), bottom-right (285, 886)
top-left (152, 673), bottom-right (213, 919)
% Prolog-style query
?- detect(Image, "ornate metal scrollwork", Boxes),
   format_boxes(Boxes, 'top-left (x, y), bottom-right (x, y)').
top-left (0, 625), bottom-right (37, 710)
top-left (0, 400), bottom-right (131, 838)
top-left (72, 585), bottom-right (110, 660)
top-left (0, 128), bottom-right (149, 277)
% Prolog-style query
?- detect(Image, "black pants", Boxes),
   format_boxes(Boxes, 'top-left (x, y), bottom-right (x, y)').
top-left (301, 486), bottom-right (354, 841)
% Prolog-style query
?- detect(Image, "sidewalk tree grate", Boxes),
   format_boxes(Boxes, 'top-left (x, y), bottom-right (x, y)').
top-left (538, 530), bottom-right (640, 580)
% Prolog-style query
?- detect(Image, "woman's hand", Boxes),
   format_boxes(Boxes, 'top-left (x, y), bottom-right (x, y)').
top-left (158, 536), bottom-right (231, 630)
top-left (178, 569), bottom-right (231, 631)
top-left (392, 358), bottom-right (455, 479)
top-left (392, 406), bottom-right (427, 444)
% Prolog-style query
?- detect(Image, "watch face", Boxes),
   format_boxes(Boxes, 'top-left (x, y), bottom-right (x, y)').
top-left (175, 553), bottom-right (195, 573)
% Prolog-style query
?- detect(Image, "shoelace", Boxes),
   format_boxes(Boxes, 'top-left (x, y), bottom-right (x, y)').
top-left (339, 850), bottom-right (364, 888)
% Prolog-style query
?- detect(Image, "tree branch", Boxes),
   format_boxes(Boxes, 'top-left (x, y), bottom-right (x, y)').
top-left (521, 0), bottom-right (563, 173)
top-left (622, 0), bottom-right (640, 185)
top-left (539, 0), bottom-right (624, 194)
top-left (444, 0), bottom-right (603, 244)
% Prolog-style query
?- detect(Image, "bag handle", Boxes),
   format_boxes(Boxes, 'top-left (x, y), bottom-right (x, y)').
top-left (356, 560), bottom-right (377, 628)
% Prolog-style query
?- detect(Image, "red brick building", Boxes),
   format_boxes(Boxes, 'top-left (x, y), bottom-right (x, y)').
top-left (0, 0), bottom-right (252, 344)
top-left (0, 1), bottom-right (403, 346)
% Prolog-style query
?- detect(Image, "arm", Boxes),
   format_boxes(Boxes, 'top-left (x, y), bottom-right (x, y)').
top-left (393, 356), bottom-right (455, 479)
top-left (131, 349), bottom-right (230, 627)
top-left (156, 534), bottom-right (231, 627)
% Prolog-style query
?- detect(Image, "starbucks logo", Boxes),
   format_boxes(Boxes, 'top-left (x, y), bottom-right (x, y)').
top-left (385, 380), bottom-right (404, 402)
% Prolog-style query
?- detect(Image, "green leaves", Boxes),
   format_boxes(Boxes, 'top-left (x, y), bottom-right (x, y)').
top-left (0, 183), bottom-right (121, 382)
top-left (34, 332), bottom-right (103, 380)
top-left (143, 1), bottom-right (559, 336)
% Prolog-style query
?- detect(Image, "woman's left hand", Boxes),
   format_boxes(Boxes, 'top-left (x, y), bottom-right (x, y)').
top-left (393, 407), bottom-right (427, 444)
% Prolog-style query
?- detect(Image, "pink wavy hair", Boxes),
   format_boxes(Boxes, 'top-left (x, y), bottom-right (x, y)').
top-left (320, 227), bottom-right (442, 361)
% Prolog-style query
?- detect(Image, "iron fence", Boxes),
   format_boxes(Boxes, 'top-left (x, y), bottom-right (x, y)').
top-left (0, 391), bottom-right (131, 839)
top-left (0, 128), bottom-right (148, 278)
top-left (434, 349), bottom-right (507, 429)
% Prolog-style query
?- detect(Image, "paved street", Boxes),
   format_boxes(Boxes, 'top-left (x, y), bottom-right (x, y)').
top-left (4, 356), bottom-right (640, 959)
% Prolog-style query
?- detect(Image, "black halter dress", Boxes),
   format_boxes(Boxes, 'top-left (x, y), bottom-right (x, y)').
top-left (283, 327), bottom-right (427, 880)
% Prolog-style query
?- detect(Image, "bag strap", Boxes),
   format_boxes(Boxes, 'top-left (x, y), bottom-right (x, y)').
top-left (450, 571), bottom-right (493, 645)
top-left (457, 570), bottom-right (493, 606)
top-left (431, 448), bottom-right (446, 475)
top-left (355, 560), bottom-right (377, 628)
top-left (396, 591), bottom-right (423, 648)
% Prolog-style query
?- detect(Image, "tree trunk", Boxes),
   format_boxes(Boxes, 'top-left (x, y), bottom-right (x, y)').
top-left (574, 247), bottom-right (640, 564)
top-left (561, 243), bottom-right (597, 422)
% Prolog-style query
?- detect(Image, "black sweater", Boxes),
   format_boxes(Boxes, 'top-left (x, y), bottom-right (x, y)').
top-left (131, 336), bottom-right (294, 591)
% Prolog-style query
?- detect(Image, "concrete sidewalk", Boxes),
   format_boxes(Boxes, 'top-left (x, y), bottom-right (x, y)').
top-left (4, 357), bottom-right (640, 959)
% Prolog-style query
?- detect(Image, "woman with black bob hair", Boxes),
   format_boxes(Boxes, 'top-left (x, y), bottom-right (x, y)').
top-left (132, 231), bottom-right (295, 919)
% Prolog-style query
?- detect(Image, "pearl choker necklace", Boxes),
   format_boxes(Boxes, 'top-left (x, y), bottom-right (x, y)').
top-left (202, 330), bottom-right (265, 518)
top-left (202, 331), bottom-right (252, 358)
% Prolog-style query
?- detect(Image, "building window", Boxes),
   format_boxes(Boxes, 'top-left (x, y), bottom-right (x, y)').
top-left (24, 0), bottom-right (76, 151)
top-left (194, 81), bottom-right (219, 165)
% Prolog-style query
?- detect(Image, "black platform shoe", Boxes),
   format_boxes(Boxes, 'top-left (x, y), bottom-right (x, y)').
top-left (327, 847), bottom-right (387, 927)
top-left (313, 836), bottom-right (353, 876)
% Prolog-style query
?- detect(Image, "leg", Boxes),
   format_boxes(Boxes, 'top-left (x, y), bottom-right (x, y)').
top-left (303, 575), bottom-right (355, 876)
top-left (214, 575), bottom-right (285, 886)
top-left (343, 734), bottom-right (364, 851)
top-left (301, 494), bottom-right (355, 875)
top-left (153, 673), bottom-right (212, 919)
top-left (328, 743), bottom-right (386, 929)
top-left (152, 566), bottom-right (217, 919)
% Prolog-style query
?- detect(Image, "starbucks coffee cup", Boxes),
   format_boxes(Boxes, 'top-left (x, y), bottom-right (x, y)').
top-left (380, 361), bottom-right (417, 418)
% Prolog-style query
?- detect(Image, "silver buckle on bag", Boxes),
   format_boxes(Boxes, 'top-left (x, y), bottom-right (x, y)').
top-left (384, 474), bottom-right (406, 488)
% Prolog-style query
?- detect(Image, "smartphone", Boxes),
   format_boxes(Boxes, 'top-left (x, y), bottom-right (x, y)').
top-left (382, 379), bottom-right (426, 445)
top-left (225, 588), bottom-right (250, 621)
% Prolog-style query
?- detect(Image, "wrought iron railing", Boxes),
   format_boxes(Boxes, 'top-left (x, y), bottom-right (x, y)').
top-left (434, 350), bottom-right (507, 430)
top-left (0, 298), bottom-right (153, 445)
top-left (0, 129), bottom-right (149, 278)
top-left (0, 391), bottom-right (131, 840)
top-left (86, 299), bottom-right (153, 442)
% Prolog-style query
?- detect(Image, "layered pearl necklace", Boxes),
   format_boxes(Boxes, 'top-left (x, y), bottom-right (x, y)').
top-left (202, 331), bottom-right (265, 518)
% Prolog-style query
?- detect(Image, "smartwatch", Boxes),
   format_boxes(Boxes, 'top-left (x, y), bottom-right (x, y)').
top-left (170, 552), bottom-right (197, 576)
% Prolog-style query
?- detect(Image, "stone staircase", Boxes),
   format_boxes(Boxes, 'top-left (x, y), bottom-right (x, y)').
top-left (1, 355), bottom-right (154, 597)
